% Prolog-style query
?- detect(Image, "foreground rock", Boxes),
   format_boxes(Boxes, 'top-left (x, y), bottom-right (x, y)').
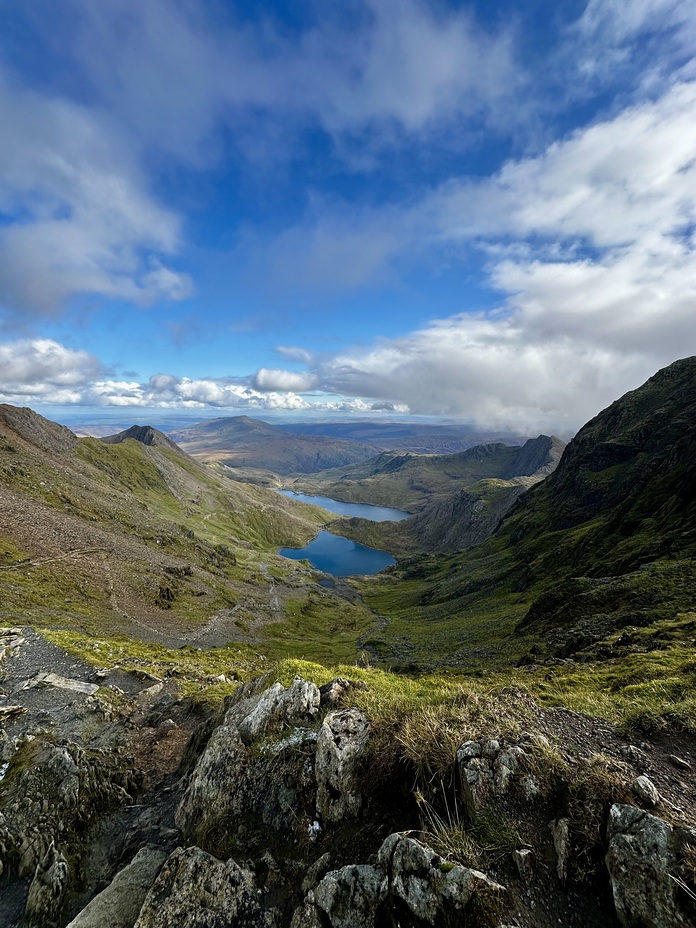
top-left (606, 804), bottom-right (696, 928)
top-left (134, 847), bottom-right (276, 928)
top-left (66, 848), bottom-right (168, 928)
top-left (292, 833), bottom-right (505, 927)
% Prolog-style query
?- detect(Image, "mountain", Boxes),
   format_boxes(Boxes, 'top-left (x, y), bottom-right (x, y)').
top-left (102, 424), bottom-right (187, 456)
top-left (361, 357), bottom-right (696, 667)
top-left (278, 419), bottom-right (535, 453)
top-left (168, 415), bottom-right (380, 475)
top-left (292, 434), bottom-right (565, 511)
top-left (0, 405), bottom-right (345, 643)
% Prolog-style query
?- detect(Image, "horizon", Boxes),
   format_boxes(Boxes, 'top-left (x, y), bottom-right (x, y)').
top-left (1, 1), bottom-right (695, 433)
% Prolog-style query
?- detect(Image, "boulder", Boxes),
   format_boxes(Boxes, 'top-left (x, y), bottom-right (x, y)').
top-left (133, 846), bottom-right (276, 928)
top-left (176, 677), bottom-right (321, 857)
top-left (66, 847), bottom-right (168, 928)
top-left (457, 738), bottom-right (525, 817)
top-left (550, 818), bottom-right (570, 883)
top-left (315, 708), bottom-right (370, 823)
top-left (308, 833), bottom-right (504, 927)
top-left (606, 804), bottom-right (696, 928)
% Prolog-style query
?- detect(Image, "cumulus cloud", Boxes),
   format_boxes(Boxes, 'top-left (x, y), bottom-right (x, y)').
top-left (0, 339), bottom-right (102, 404)
top-left (0, 72), bottom-right (192, 316)
top-left (252, 368), bottom-right (319, 392)
top-left (248, 80), bottom-right (696, 429)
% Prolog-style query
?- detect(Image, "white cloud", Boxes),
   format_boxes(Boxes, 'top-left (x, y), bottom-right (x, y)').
top-left (246, 81), bottom-right (696, 429)
top-left (0, 71), bottom-right (191, 316)
top-left (0, 339), bottom-right (102, 403)
top-left (252, 368), bottom-right (318, 392)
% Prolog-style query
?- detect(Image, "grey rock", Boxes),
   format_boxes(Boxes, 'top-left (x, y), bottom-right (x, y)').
top-left (301, 853), bottom-right (333, 893)
top-left (550, 818), bottom-right (571, 883)
top-left (234, 677), bottom-right (320, 745)
top-left (311, 833), bottom-right (504, 927)
top-left (314, 864), bottom-right (384, 928)
top-left (632, 775), bottom-right (660, 808)
top-left (134, 846), bottom-right (275, 928)
top-left (456, 740), bottom-right (482, 761)
top-left (25, 841), bottom-right (69, 928)
top-left (66, 847), bottom-right (168, 928)
top-left (512, 848), bottom-right (535, 882)
top-left (606, 803), bottom-right (696, 928)
top-left (315, 708), bottom-right (370, 823)
top-left (176, 678), bottom-right (320, 856)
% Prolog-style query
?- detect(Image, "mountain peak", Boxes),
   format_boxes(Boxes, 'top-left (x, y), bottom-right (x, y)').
top-left (101, 424), bottom-right (185, 455)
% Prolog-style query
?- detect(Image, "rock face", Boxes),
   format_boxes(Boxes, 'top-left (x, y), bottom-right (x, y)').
top-left (606, 804), bottom-right (696, 928)
top-left (456, 737), bottom-right (525, 817)
top-left (315, 709), bottom-right (370, 823)
top-left (176, 676), bottom-right (321, 857)
top-left (294, 833), bottom-right (504, 928)
top-left (66, 848), bottom-right (168, 928)
top-left (133, 846), bottom-right (276, 928)
top-left (25, 841), bottom-right (69, 928)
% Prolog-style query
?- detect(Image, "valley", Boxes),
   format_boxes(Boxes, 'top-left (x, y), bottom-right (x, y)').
top-left (1, 359), bottom-right (696, 928)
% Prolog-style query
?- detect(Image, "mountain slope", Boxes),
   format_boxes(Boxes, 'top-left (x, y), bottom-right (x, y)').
top-left (168, 415), bottom-right (380, 475)
top-left (291, 435), bottom-right (565, 511)
top-left (361, 357), bottom-right (696, 667)
top-left (0, 406), bottom-right (345, 645)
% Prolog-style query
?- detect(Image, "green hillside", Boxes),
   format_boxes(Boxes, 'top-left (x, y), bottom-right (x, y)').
top-left (360, 358), bottom-right (696, 668)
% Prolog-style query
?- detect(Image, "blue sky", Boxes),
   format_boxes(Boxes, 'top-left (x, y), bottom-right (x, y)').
top-left (0, 0), bottom-right (695, 432)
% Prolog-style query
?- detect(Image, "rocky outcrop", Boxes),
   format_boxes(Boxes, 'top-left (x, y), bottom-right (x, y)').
top-left (133, 846), bottom-right (276, 928)
top-left (66, 847), bottom-right (168, 928)
top-left (176, 676), bottom-right (321, 857)
top-left (315, 708), bottom-right (370, 823)
top-left (456, 737), bottom-right (526, 817)
top-left (293, 833), bottom-right (504, 928)
top-left (606, 804), bottom-right (696, 928)
top-left (25, 841), bottom-right (69, 928)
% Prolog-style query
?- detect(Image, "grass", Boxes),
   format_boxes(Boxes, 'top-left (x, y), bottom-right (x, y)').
top-left (261, 591), bottom-right (377, 664)
top-left (41, 628), bottom-right (268, 705)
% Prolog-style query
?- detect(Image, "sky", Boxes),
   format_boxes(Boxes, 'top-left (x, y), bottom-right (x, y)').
top-left (0, 0), bottom-right (695, 433)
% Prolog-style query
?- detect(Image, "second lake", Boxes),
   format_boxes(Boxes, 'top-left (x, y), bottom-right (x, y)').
top-left (277, 489), bottom-right (411, 522)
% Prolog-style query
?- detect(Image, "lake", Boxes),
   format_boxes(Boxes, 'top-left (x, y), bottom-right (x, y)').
top-left (278, 530), bottom-right (396, 576)
top-left (277, 489), bottom-right (410, 522)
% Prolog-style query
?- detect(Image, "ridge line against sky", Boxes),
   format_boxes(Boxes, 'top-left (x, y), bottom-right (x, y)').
top-left (0, 0), bottom-right (695, 432)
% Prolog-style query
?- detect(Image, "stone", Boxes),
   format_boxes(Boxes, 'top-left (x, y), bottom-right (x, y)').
top-left (235, 677), bottom-right (320, 745)
top-left (66, 847), bottom-right (168, 928)
top-left (669, 754), bottom-right (691, 771)
top-left (133, 846), bottom-right (276, 928)
top-left (19, 672), bottom-right (99, 696)
top-left (550, 818), bottom-right (570, 883)
top-left (25, 841), bottom-right (69, 928)
top-left (301, 852), bottom-right (333, 893)
top-left (315, 708), bottom-right (370, 823)
top-left (314, 864), bottom-right (384, 928)
top-left (632, 775), bottom-right (660, 808)
top-left (606, 804), bottom-right (696, 928)
top-left (176, 678), bottom-right (321, 856)
top-left (512, 848), bottom-right (535, 882)
top-left (310, 833), bottom-right (504, 928)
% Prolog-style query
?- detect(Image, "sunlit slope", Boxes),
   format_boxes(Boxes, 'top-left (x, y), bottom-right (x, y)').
top-left (0, 407), bottom-right (329, 638)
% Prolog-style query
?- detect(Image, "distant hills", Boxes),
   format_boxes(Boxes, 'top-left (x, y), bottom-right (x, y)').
top-left (168, 416), bottom-right (380, 475)
top-left (292, 434), bottom-right (565, 511)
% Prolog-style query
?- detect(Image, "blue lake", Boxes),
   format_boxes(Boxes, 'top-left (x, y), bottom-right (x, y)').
top-left (279, 530), bottom-right (396, 577)
top-left (278, 490), bottom-right (410, 522)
